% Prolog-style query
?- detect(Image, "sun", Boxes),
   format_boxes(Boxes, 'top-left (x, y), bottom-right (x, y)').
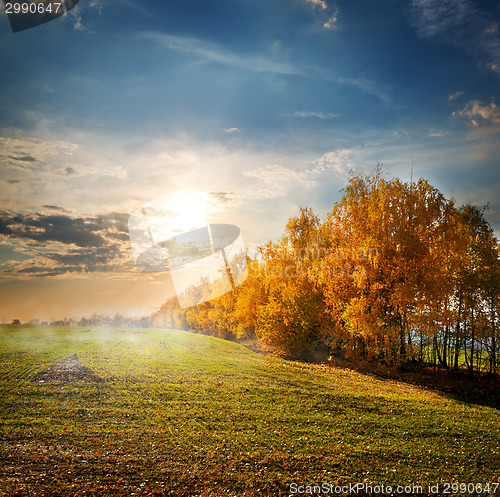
top-left (144, 190), bottom-right (211, 243)
top-left (168, 190), bottom-right (209, 232)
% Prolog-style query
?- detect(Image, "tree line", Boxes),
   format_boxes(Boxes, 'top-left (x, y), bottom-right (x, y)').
top-left (152, 169), bottom-right (500, 375)
top-left (15, 314), bottom-right (150, 328)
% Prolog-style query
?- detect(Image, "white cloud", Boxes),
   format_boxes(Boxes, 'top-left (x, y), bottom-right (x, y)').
top-left (69, 10), bottom-right (85, 31)
top-left (427, 130), bottom-right (446, 138)
top-left (323, 8), bottom-right (339, 30)
top-left (487, 61), bottom-right (499, 72)
top-left (306, 0), bottom-right (327, 10)
top-left (223, 128), bottom-right (240, 134)
top-left (309, 150), bottom-right (352, 176)
top-left (458, 100), bottom-right (500, 131)
top-left (66, 0), bottom-right (104, 32)
top-left (294, 111), bottom-right (340, 119)
top-left (0, 136), bottom-right (78, 167)
top-left (142, 32), bottom-right (392, 103)
top-left (141, 33), bottom-right (302, 76)
top-left (244, 164), bottom-right (307, 195)
top-left (243, 149), bottom-right (352, 197)
top-left (410, 0), bottom-right (470, 38)
top-left (0, 135), bottom-right (130, 212)
top-left (409, 0), bottom-right (500, 78)
top-left (305, 0), bottom-right (340, 31)
top-left (0, 136), bottom-right (128, 180)
top-left (108, 165), bottom-right (129, 180)
top-left (448, 91), bottom-right (464, 102)
top-left (334, 75), bottom-right (391, 104)
top-left (88, 0), bottom-right (104, 13)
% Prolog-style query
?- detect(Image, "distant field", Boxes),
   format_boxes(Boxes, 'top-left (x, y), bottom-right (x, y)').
top-left (0, 325), bottom-right (499, 496)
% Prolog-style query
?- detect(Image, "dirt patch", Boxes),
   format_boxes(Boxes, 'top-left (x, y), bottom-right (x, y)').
top-left (31, 354), bottom-right (103, 383)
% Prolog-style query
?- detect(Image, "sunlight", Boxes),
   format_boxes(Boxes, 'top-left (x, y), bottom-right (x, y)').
top-left (143, 189), bottom-right (211, 244)
top-left (167, 191), bottom-right (209, 232)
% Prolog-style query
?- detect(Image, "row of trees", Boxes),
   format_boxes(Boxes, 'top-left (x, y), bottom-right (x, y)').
top-left (17, 314), bottom-right (150, 328)
top-left (152, 169), bottom-right (500, 375)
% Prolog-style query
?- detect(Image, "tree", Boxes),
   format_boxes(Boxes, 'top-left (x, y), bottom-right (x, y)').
top-left (320, 170), bottom-right (474, 366)
top-left (151, 168), bottom-right (500, 376)
top-left (252, 209), bottom-right (330, 359)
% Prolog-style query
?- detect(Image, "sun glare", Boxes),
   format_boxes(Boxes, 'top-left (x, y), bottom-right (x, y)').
top-left (145, 190), bottom-right (211, 242)
top-left (168, 191), bottom-right (209, 232)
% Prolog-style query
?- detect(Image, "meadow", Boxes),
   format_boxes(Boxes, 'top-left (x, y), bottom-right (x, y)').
top-left (0, 324), bottom-right (498, 496)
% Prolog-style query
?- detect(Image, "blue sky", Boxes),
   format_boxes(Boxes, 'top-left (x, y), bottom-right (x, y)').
top-left (0, 0), bottom-right (499, 321)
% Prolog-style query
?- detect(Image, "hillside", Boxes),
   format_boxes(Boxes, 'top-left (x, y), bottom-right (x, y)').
top-left (0, 324), bottom-right (499, 496)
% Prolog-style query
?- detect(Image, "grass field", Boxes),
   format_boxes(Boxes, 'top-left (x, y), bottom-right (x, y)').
top-left (0, 325), bottom-right (499, 496)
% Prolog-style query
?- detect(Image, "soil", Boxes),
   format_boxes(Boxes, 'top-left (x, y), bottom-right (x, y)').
top-left (31, 354), bottom-right (103, 383)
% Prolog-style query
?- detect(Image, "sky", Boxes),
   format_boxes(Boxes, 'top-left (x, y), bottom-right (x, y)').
top-left (0, 0), bottom-right (499, 323)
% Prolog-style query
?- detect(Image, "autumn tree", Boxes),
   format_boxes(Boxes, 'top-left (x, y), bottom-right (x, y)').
top-left (253, 208), bottom-right (331, 359)
top-left (319, 170), bottom-right (467, 365)
top-left (151, 168), bottom-right (499, 376)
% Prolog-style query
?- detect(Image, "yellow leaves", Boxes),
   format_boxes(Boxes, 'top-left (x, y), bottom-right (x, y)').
top-left (148, 169), bottom-right (499, 370)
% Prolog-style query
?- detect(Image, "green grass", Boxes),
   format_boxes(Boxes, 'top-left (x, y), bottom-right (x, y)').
top-left (0, 324), bottom-right (499, 496)
top-left (418, 344), bottom-right (492, 372)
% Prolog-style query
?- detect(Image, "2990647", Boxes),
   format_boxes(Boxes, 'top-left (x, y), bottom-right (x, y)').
top-left (4, 2), bottom-right (63, 14)
top-left (443, 482), bottom-right (499, 494)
